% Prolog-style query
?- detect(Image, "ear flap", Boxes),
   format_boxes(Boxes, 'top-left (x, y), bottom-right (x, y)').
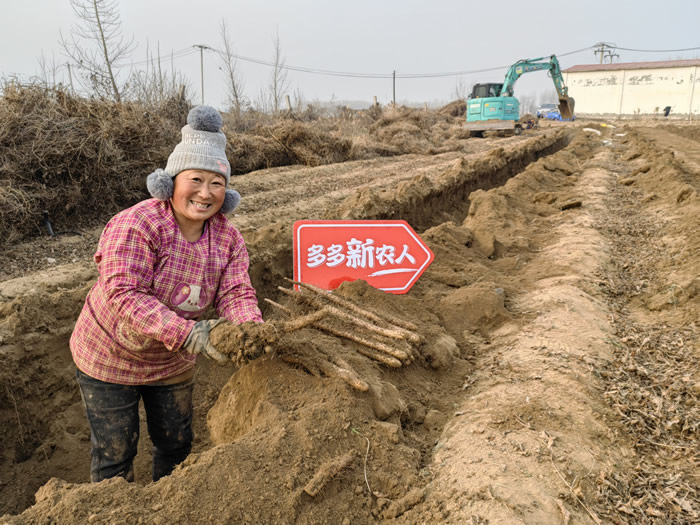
top-left (147, 169), bottom-right (174, 200)
top-left (220, 189), bottom-right (241, 214)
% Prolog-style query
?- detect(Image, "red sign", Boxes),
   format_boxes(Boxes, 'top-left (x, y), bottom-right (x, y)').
top-left (293, 220), bottom-right (434, 294)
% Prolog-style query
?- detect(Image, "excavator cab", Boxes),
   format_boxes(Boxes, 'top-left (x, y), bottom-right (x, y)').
top-left (469, 83), bottom-right (504, 99)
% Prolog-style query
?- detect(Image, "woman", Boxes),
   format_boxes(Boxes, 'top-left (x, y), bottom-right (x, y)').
top-left (70, 105), bottom-right (262, 483)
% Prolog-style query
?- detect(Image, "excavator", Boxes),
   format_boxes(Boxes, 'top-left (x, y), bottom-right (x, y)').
top-left (464, 54), bottom-right (575, 137)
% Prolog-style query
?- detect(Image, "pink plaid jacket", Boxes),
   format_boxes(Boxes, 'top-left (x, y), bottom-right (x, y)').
top-left (70, 199), bottom-right (262, 385)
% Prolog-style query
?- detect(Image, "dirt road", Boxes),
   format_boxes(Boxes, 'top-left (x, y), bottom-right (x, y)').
top-left (1, 123), bottom-right (697, 524)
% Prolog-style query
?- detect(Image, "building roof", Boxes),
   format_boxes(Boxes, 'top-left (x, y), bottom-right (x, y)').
top-left (563, 59), bottom-right (700, 73)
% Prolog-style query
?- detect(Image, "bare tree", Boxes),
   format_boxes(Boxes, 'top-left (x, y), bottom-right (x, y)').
top-left (268, 29), bottom-right (290, 114)
top-left (60, 0), bottom-right (135, 102)
top-left (130, 43), bottom-right (192, 105)
top-left (35, 51), bottom-right (61, 89)
top-left (452, 77), bottom-right (472, 101)
top-left (218, 20), bottom-right (246, 115)
top-left (537, 90), bottom-right (558, 106)
top-left (291, 87), bottom-right (305, 112)
top-left (254, 86), bottom-right (271, 113)
top-left (518, 94), bottom-right (537, 115)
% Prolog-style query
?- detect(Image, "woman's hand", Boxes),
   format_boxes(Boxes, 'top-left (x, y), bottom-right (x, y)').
top-left (182, 319), bottom-right (229, 363)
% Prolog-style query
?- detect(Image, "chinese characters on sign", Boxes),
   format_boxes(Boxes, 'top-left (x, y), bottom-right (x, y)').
top-left (293, 221), bottom-right (434, 294)
top-left (306, 238), bottom-right (416, 273)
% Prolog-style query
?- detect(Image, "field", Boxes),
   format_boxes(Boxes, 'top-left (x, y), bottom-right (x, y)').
top-left (0, 97), bottom-right (698, 524)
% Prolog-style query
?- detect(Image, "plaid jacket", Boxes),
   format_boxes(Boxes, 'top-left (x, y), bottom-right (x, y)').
top-left (70, 199), bottom-right (262, 385)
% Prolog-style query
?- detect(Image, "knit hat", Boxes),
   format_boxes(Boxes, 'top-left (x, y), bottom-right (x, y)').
top-left (146, 105), bottom-right (240, 214)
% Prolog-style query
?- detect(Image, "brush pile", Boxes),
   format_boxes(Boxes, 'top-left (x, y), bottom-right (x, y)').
top-left (225, 120), bottom-right (353, 175)
top-left (0, 83), bottom-right (187, 247)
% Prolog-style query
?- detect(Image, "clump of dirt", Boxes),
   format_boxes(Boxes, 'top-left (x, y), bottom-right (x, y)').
top-left (210, 320), bottom-right (278, 364)
top-left (438, 282), bottom-right (511, 338)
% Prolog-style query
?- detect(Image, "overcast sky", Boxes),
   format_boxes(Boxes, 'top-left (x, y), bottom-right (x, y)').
top-left (3, 0), bottom-right (700, 109)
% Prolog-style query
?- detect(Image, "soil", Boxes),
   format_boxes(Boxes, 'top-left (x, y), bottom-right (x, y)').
top-left (1, 121), bottom-right (698, 524)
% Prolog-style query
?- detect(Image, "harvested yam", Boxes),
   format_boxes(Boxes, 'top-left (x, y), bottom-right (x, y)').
top-left (210, 278), bottom-right (423, 390)
top-left (303, 452), bottom-right (356, 497)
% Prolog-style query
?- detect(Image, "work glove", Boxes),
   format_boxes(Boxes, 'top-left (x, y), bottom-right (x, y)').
top-left (182, 319), bottom-right (228, 363)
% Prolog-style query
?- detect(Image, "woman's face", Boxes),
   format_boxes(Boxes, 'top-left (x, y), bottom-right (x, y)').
top-left (171, 169), bottom-right (226, 230)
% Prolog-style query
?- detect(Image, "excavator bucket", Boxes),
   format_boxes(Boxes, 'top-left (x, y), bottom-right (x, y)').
top-left (558, 96), bottom-right (575, 120)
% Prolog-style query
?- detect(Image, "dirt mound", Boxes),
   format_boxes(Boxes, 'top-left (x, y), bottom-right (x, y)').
top-left (615, 130), bottom-right (700, 318)
top-left (6, 277), bottom-right (476, 523)
top-left (334, 131), bottom-right (571, 230)
top-left (369, 106), bottom-right (469, 155)
top-left (438, 99), bottom-right (466, 118)
top-left (661, 124), bottom-right (700, 142)
top-left (227, 120), bottom-right (354, 175)
top-left (0, 84), bottom-right (188, 247)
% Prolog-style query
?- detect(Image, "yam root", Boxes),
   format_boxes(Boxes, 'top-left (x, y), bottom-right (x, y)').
top-left (211, 278), bottom-right (423, 393)
top-left (303, 451), bottom-right (356, 497)
top-left (266, 283), bottom-right (421, 369)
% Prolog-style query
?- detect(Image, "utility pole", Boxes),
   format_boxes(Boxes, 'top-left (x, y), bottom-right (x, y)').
top-left (193, 44), bottom-right (211, 105)
top-left (594, 42), bottom-right (619, 65)
top-left (596, 43), bottom-right (606, 64)
top-left (393, 70), bottom-right (396, 106)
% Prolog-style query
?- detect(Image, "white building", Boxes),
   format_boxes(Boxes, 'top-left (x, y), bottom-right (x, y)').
top-left (563, 59), bottom-right (700, 118)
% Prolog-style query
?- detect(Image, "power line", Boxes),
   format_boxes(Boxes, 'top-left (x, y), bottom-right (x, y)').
top-left (111, 47), bottom-right (200, 68)
top-left (208, 44), bottom-right (595, 79)
top-left (107, 43), bottom-right (596, 78)
top-left (610, 45), bottom-right (700, 53)
top-left (64, 42), bottom-right (700, 79)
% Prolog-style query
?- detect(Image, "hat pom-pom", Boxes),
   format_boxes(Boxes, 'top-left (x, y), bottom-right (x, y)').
top-left (220, 189), bottom-right (241, 214)
top-left (147, 169), bottom-right (174, 200)
top-left (187, 105), bottom-right (222, 132)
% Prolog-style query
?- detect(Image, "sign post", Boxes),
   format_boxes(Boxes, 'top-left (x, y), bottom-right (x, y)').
top-left (293, 220), bottom-right (434, 294)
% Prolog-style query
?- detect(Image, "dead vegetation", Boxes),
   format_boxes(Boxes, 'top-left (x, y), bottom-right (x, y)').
top-left (593, 168), bottom-right (699, 523)
top-left (0, 83), bottom-right (187, 246)
top-left (225, 120), bottom-right (354, 175)
top-left (368, 106), bottom-right (471, 155)
top-left (0, 85), bottom-right (472, 247)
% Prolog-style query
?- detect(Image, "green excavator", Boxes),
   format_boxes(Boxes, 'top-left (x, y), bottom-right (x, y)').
top-left (464, 54), bottom-right (575, 137)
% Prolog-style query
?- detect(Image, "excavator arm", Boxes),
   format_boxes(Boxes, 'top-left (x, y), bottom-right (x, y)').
top-left (500, 55), bottom-right (575, 119)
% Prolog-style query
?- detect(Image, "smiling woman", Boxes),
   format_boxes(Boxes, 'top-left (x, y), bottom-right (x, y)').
top-left (69, 105), bottom-right (264, 484)
top-left (171, 170), bottom-right (227, 241)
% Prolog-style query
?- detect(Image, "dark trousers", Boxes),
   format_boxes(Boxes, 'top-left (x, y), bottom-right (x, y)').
top-left (76, 369), bottom-right (194, 483)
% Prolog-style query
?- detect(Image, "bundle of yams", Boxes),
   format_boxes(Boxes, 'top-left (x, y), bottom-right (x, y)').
top-left (209, 279), bottom-right (422, 391)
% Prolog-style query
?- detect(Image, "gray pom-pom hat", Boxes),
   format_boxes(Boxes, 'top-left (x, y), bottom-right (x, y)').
top-left (147, 105), bottom-right (240, 214)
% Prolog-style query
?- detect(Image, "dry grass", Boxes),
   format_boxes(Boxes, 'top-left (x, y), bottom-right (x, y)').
top-left (593, 180), bottom-right (699, 523)
top-left (0, 82), bottom-right (187, 246)
top-left (0, 85), bottom-right (471, 246)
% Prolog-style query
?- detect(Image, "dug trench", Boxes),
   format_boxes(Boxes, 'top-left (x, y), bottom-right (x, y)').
top-left (0, 129), bottom-right (569, 517)
top-left (1, 125), bottom-right (698, 523)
